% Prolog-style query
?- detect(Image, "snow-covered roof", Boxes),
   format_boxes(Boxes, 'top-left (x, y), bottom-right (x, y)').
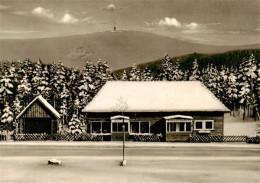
top-left (164, 115), bottom-right (193, 120)
top-left (16, 95), bottom-right (60, 119)
top-left (83, 81), bottom-right (230, 113)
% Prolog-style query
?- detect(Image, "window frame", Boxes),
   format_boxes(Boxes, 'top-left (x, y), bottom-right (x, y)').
top-left (194, 120), bottom-right (214, 131)
top-left (112, 122), bottom-right (129, 132)
top-left (110, 116), bottom-right (130, 133)
top-left (167, 121), bottom-right (192, 133)
top-left (130, 121), bottom-right (150, 134)
top-left (91, 121), bottom-right (111, 134)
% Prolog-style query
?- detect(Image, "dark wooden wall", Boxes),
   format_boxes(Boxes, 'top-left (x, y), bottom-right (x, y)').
top-left (20, 101), bottom-right (53, 118)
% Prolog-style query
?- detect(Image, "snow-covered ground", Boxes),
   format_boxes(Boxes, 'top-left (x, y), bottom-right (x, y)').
top-left (1, 155), bottom-right (259, 183)
top-left (224, 113), bottom-right (259, 136)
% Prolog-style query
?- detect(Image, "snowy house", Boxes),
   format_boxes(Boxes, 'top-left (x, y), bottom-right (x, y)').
top-left (83, 81), bottom-right (230, 142)
top-left (16, 95), bottom-right (61, 134)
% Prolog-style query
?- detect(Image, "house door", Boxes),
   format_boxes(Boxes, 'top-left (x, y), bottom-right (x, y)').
top-left (25, 118), bottom-right (52, 134)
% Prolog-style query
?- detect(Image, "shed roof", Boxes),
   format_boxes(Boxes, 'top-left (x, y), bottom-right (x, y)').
top-left (16, 95), bottom-right (60, 119)
top-left (83, 81), bottom-right (230, 113)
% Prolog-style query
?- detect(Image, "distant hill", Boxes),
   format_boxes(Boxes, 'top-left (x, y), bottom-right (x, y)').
top-left (0, 30), bottom-right (259, 70)
top-left (113, 49), bottom-right (260, 78)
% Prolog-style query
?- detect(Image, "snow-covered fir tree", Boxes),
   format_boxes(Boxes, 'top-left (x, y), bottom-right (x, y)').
top-left (60, 98), bottom-right (68, 125)
top-left (94, 59), bottom-right (113, 92)
top-left (17, 74), bottom-right (32, 105)
top-left (40, 66), bottom-right (52, 99)
top-left (68, 114), bottom-right (85, 134)
top-left (121, 70), bottom-right (128, 81)
top-left (73, 96), bottom-right (80, 115)
top-left (13, 96), bottom-right (22, 118)
top-left (51, 61), bottom-right (67, 108)
top-left (9, 61), bottom-right (18, 84)
top-left (189, 59), bottom-right (200, 81)
top-left (20, 58), bottom-right (34, 80)
top-left (130, 63), bottom-right (141, 81)
top-left (32, 59), bottom-right (44, 96)
top-left (172, 60), bottom-right (184, 81)
top-left (12, 96), bottom-right (22, 132)
top-left (227, 68), bottom-right (238, 116)
top-left (237, 54), bottom-right (258, 119)
top-left (0, 71), bottom-right (14, 103)
top-left (1, 102), bottom-right (14, 134)
top-left (142, 67), bottom-right (153, 81)
top-left (67, 66), bottom-right (81, 117)
top-left (49, 62), bottom-right (57, 107)
top-left (78, 62), bottom-right (95, 114)
top-left (158, 54), bottom-right (173, 81)
top-left (218, 65), bottom-right (229, 104)
top-left (68, 66), bottom-right (81, 97)
top-left (201, 63), bottom-right (221, 98)
top-left (59, 84), bottom-right (69, 124)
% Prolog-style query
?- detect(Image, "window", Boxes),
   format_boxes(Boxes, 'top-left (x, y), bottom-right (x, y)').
top-left (194, 120), bottom-right (214, 130)
top-left (131, 122), bottom-right (139, 133)
top-left (92, 121), bottom-right (111, 134)
top-left (111, 116), bottom-right (130, 133)
top-left (140, 122), bottom-right (149, 133)
top-left (92, 122), bottom-right (101, 133)
top-left (205, 121), bottom-right (213, 129)
top-left (167, 122), bottom-right (192, 132)
top-left (195, 122), bottom-right (203, 129)
top-left (112, 122), bottom-right (128, 132)
top-left (186, 122), bottom-right (191, 131)
top-left (102, 122), bottom-right (111, 133)
top-left (180, 123), bottom-right (185, 131)
top-left (130, 121), bottom-right (150, 134)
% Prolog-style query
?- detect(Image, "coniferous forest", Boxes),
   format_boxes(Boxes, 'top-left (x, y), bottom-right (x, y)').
top-left (0, 52), bottom-right (259, 134)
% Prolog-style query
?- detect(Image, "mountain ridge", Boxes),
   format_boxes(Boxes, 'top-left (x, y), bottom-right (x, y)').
top-left (0, 30), bottom-right (259, 70)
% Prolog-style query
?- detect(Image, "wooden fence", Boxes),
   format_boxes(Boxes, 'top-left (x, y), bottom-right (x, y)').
top-left (187, 135), bottom-right (260, 144)
top-left (13, 133), bottom-right (103, 141)
top-left (246, 136), bottom-right (260, 144)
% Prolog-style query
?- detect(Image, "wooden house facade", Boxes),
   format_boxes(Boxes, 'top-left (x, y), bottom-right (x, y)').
top-left (83, 81), bottom-right (230, 142)
top-left (16, 95), bottom-right (61, 134)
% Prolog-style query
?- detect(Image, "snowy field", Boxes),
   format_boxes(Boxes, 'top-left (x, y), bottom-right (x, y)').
top-left (224, 114), bottom-right (260, 137)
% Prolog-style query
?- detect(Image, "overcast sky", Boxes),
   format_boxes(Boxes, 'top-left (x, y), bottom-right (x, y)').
top-left (0, 0), bottom-right (259, 45)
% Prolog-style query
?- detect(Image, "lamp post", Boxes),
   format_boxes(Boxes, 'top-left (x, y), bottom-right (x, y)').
top-left (115, 97), bottom-right (128, 166)
top-left (121, 115), bottom-right (126, 166)
top-left (122, 125), bottom-right (125, 163)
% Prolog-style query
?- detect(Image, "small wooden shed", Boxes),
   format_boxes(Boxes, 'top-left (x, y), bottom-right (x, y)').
top-left (16, 95), bottom-right (60, 134)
